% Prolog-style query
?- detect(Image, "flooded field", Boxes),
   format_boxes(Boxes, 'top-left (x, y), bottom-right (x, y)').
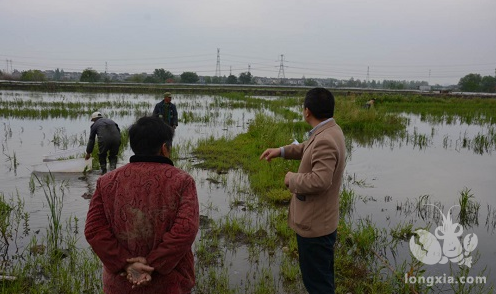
top-left (0, 90), bottom-right (495, 293)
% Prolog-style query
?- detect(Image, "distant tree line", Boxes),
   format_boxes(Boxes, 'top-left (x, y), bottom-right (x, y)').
top-left (79, 68), bottom-right (203, 84)
top-left (20, 70), bottom-right (46, 81)
top-left (458, 73), bottom-right (496, 93)
top-left (329, 77), bottom-right (430, 90)
top-left (1, 68), bottom-right (495, 93)
top-left (224, 72), bottom-right (253, 84)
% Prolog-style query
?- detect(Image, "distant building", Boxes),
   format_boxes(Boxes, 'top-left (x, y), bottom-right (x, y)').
top-left (419, 85), bottom-right (431, 92)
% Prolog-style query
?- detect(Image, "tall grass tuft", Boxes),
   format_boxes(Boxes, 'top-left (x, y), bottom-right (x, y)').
top-left (32, 173), bottom-right (67, 252)
top-left (458, 188), bottom-right (480, 227)
top-left (0, 192), bottom-right (29, 255)
top-left (339, 188), bottom-right (357, 218)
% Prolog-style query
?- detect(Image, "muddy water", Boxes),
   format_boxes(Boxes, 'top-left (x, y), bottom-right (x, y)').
top-left (1, 90), bottom-right (495, 288)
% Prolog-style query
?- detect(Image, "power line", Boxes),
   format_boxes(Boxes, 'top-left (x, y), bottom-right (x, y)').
top-left (1, 51), bottom-right (494, 84)
top-left (0, 53), bottom-right (213, 62)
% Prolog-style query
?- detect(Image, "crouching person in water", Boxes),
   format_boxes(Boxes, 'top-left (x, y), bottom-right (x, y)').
top-left (85, 111), bottom-right (121, 175)
top-left (84, 116), bottom-right (199, 294)
top-left (364, 98), bottom-right (375, 109)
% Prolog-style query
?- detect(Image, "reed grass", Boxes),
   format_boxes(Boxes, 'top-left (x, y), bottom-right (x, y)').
top-left (0, 192), bottom-right (29, 255)
top-left (458, 188), bottom-right (480, 227)
top-left (339, 187), bottom-right (357, 218)
top-left (0, 98), bottom-right (153, 120)
top-left (486, 205), bottom-right (496, 230)
top-left (408, 127), bottom-right (431, 149)
top-left (2, 148), bottom-right (19, 173)
top-left (194, 267), bottom-right (234, 294)
top-left (0, 193), bottom-right (14, 249)
top-left (32, 173), bottom-right (66, 252)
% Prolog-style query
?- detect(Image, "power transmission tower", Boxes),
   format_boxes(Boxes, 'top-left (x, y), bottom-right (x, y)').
top-left (248, 64), bottom-right (251, 74)
top-left (229, 66), bottom-right (232, 76)
top-left (366, 66), bottom-right (370, 87)
top-left (277, 54), bottom-right (285, 79)
top-left (215, 48), bottom-right (221, 77)
top-left (105, 62), bottom-right (108, 80)
top-left (5, 59), bottom-right (13, 73)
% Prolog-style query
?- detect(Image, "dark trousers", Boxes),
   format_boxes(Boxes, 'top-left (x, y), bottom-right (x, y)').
top-left (98, 139), bottom-right (120, 171)
top-left (297, 230), bottom-right (337, 294)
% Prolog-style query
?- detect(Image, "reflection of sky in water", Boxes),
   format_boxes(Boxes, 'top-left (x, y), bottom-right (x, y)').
top-left (347, 113), bottom-right (495, 205)
top-left (1, 91), bottom-right (495, 285)
top-left (346, 113), bottom-right (496, 281)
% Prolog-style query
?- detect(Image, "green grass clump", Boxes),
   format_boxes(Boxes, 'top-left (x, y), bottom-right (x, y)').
top-left (458, 188), bottom-right (480, 227)
top-left (356, 94), bottom-right (496, 125)
top-left (194, 95), bottom-right (407, 204)
top-left (194, 114), bottom-right (301, 203)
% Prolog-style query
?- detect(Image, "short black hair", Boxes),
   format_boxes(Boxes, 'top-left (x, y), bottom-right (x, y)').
top-left (304, 88), bottom-right (335, 119)
top-left (129, 116), bottom-right (174, 155)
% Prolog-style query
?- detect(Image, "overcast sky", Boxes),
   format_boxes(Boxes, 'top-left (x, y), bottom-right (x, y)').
top-left (1, 0), bottom-right (495, 85)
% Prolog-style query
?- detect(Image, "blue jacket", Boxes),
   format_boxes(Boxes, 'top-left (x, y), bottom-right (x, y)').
top-left (153, 101), bottom-right (178, 127)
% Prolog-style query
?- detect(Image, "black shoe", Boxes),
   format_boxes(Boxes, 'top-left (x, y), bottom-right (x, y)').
top-left (101, 169), bottom-right (107, 175)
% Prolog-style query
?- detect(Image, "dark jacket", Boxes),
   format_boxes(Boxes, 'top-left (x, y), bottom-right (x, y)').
top-left (86, 118), bottom-right (121, 154)
top-left (153, 101), bottom-right (178, 127)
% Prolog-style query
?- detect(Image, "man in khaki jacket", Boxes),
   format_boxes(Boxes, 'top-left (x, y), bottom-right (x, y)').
top-left (260, 87), bottom-right (345, 294)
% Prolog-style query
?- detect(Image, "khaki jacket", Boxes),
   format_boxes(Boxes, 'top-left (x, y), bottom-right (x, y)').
top-left (283, 119), bottom-right (346, 237)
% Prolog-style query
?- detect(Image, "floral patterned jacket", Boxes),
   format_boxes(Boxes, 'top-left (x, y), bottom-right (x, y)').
top-left (85, 155), bottom-right (199, 294)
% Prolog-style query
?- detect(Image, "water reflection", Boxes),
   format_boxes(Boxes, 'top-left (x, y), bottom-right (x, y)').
top-left (347, 114), bottom-right (495, 155)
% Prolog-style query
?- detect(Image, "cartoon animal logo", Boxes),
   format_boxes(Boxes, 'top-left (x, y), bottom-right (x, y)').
top-left (409, 204), bottom-right (478, 267)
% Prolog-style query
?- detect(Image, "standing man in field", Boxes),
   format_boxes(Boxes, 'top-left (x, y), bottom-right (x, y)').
top-left (85, 111), bottom-right (121, 175)
top-left (259, 88), bottom-right (346, 294)
top-left (153, 92), bottom-right (178, 147)
top-left (153, 92), bottom-right (178, 128)
top-left (85, 116), bottom-right (199, 294)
